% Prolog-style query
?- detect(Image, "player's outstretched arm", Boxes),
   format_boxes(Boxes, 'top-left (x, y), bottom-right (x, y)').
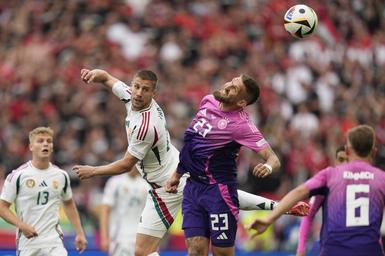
top-left (80, 68), bottom-right (119, 89)
top-left (63, 199), bottom-right (88, 253)
top-left (248, 184), bottom-right (309, 235)
top-left (73, 152), bottom-right (138, 180)
top-left (296, 195), bottom-right (323, 256)
top-left (253, 146), bottom-right (281, 178)
top-left (0, 199), bottom-right (38, 238)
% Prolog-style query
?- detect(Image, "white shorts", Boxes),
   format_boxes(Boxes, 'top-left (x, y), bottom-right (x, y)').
top-left (18, 246), bottom-right (67, 256)
top-left (137, 176), bottom-right (186, 238)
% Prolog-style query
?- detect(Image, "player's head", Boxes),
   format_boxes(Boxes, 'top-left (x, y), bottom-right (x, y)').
top-left (29, 127), bottom-right (54, 160)
top-left (213, 74), bottom-right (260, 108)
top-left (346, 124), bottom-right (376, 159)
top-left (131, 70), bottom-right (158, 111)
top-left (335, 145), bottom-right (348, 164)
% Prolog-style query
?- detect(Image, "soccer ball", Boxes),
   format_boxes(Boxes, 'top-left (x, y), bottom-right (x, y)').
top-left (284, 4), bottom-right (318, 39)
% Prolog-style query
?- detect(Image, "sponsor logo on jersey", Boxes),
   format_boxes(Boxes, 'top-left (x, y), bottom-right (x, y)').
top-left (39, 180), bottom-right (48, 187)
top-left (218, 119), bottom-right (228, 129)
top-left (52, 180), bottom-right (59, 189)
top-left (26, 179), bottom-right (35, 188)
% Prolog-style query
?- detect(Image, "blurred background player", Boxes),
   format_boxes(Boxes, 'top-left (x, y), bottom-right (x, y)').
top-left (166, 74), bottom-right (281, 256)
top-left (0, 127), bottom-right (87, 256)
top-left (296, 146), bottom-right (348, 256)
top-left (75, 69), bottom-right (307, 255)
top-left (249, 125), bottom-right (385, 256)
top-left (100, 168), bottom-right (147, 256)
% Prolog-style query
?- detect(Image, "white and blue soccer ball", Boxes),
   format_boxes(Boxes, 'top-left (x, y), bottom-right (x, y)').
top-left (284, 4), bottom-right (318, 39)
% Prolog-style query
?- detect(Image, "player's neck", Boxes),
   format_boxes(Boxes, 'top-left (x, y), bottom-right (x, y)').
top-left (31, 158), bottom-right (50, 170)
top-left (219, 103), bottom-right (241, 112)
top-left (348, 154), bottom-right (372, 163)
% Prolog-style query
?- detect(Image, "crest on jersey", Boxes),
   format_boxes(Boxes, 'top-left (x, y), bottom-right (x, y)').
top-left (26, 179), bottom-right (35, 188)
top-left (217, 119), bottom-right (228, 129)
top-left (52, 180), bottom-right (59, 189)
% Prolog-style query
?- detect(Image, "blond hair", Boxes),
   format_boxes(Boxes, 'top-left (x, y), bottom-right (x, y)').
top-left (29, 127), bottom-right (54, 143)
top-left (347, 124), bottom-right (375, 157)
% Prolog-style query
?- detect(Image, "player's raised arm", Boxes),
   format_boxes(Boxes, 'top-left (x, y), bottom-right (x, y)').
top-left (80, 68), bottom-right (119, 89)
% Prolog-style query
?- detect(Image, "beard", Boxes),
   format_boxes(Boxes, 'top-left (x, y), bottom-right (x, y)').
top-left (213, 90), bottom-right (231, 104)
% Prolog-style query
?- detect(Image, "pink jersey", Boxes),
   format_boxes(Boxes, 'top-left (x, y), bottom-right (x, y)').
top-left (304, 160), bottom-right (385, 256)
top-left (177, 95), bottom-right (269, 184)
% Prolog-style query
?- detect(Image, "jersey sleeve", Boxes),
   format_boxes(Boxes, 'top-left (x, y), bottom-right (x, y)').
top-left (0, 171), bottom-right (20, 203)
top-left (102, 177), bottom-right (117, 206)
top-left (304, 167), bottom-right (332, 197)
top-left (112, 80), bottom-right (132, 101)
top-left (127, 113), bottom-right (154, 160)
top-left (61, 172), bottom-right (73, 201)
top-left (233, 121), bottom-right (269, 153)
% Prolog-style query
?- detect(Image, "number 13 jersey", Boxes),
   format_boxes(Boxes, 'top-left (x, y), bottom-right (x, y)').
top-left (0, 161), bottom-right (72, 250)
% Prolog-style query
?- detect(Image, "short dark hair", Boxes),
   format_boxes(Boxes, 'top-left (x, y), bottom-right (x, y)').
top-left (241, 74), bottom-right (260, 105)
top-left (135, 70), bottom-right (158, 89)
top-left (347, 125), bottom-right (375, 157)
top-left (335, 145), bottom-right (345, 157)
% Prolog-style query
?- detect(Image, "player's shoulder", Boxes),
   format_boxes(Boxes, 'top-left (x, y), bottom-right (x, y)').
top-left (50, 164), bottom-right (71, 180)
top-left (5, 162), bottom-right (30, 182)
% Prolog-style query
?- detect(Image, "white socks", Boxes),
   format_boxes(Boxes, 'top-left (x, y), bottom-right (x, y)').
top-left (238, 190), bottom-right (277, 211)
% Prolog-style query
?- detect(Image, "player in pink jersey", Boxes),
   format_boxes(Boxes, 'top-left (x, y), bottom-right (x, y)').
top-left (296, 146), bottom-right (348, 256)
top-left (166, 74), bottom-right (283, 256)
top-left (249, 125), bottom-right (385, 256)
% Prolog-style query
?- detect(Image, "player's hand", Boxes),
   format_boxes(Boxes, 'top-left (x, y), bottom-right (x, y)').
top-left (73, 165), bottom-right (96, 180)
top-left (19, 223), bottom-right (38, 238)
top-left (80, 69), bottom-right (106, 84)
top-left (252, 163), bottom-right (272, 178)
top-left (75, 233), bottom-right (88, 253)
top-left (286, 201), bottom-right (310, 217)
top-left (100, 236), bottom-right (109, 252)
top-left (165, 172), bottom-right (181, 193)
top-left (247, 218), bottom-right (271, 238)
top-left (297, 252), bottom-right (305, 256)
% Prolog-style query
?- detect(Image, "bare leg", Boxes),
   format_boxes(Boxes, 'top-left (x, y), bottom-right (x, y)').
top-left (186, 236), bottom-right (210, 256)
top-left (212, 245), bottom-right (235, 256)
top-left (135, 233), bottom-right (161, 256)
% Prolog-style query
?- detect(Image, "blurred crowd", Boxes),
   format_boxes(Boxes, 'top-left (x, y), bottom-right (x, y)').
top-left (1, 0), bottom-right (385, 252)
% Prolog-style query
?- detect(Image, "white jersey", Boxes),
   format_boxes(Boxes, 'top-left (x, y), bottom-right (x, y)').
top-left (112, 81), bottom-right (180, 188)
top-left (102, 173), bottom-right (147, 245)
top-left (0, 161), bottom-right (72, 250)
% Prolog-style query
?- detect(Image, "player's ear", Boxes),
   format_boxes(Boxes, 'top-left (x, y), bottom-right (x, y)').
top-left (237, 99), bottom-right (247, 108)
top-left (344, 144), bottom-right (349, 156)
top-left (372, 146), bottom-right (378, 158)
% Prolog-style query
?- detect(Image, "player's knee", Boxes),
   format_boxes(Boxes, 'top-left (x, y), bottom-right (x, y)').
top-left (135, 246), bottom-right (158, 256)
top-left (188, 246), bottom-right (206, 256)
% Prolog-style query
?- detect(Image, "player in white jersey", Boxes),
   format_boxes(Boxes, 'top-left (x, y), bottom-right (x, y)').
top-left (100, 168), bottom-right (148, 256)
top-left (73, 69), bottom-right (309, 256)
top-left (0, 127), bottom-right (87, 256)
